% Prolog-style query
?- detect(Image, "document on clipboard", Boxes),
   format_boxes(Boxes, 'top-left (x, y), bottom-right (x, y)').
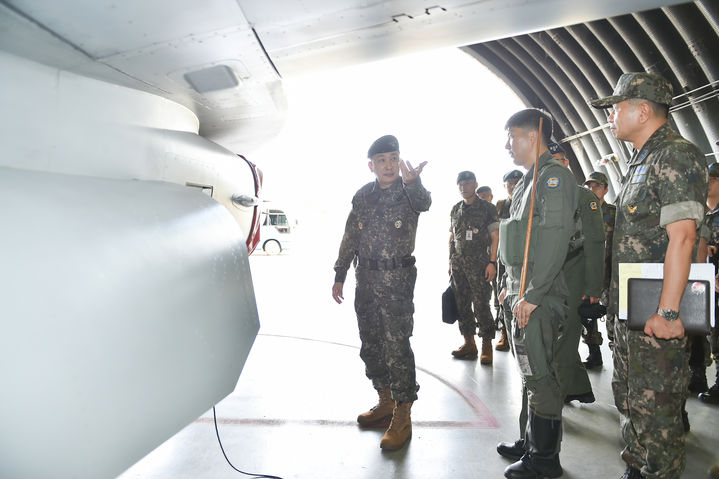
top-left (618, 263), bottom-right (715, 329)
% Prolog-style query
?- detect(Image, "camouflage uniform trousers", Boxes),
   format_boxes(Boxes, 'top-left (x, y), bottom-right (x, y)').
top-left (612, 320), bottom-right (689, 479)
top-left (450, 255), bottom-right (495, 339)
top-left (354, 265), bottom-right (419, 403)
top-left (504, 293), bottom-right (566, 435)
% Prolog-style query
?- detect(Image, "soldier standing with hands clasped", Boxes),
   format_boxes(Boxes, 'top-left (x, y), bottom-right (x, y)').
top-left (332, 135), bottom-right (430, 451)
top-left (495, 109), bottom-right (577, 479)
top-left (589, 72), bottom-right (707, 479)
top-left (449, 171), bottom-right (499, 363)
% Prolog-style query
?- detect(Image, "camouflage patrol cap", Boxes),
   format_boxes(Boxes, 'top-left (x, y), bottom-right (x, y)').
top-left (584, 171), bottom-right (609, 186)
top-left (457, 171), bottom-right (476, 183)
top-left (590, 72), bottom-right (673, 109)
top-left (547, 141), bottom-right (565, 155)
top-left (367, 135), bottom-right (399, 158)
top-left (503, 170), bottom-right (523, 182)
top-left (708, 162), bottom-right (719, 178)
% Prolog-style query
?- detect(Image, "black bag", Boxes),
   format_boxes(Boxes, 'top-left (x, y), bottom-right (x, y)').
top-left (442, 285), bottom-right (459, 324)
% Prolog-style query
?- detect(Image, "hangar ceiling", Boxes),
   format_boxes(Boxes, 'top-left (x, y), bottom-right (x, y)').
top-left (462, 0), bottom-right (719, 200)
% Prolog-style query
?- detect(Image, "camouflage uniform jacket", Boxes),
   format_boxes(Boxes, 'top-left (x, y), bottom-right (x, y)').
top-left (500, 152), bottom-right (578, 305)
top-left (609, 123), bottom-right (707, 314)
top-left (334, 177), bottom-right (432, 283)
top-left (600, 201), bottom-right (616, 292)
top-left (449, 197), bottom-right (499, 259)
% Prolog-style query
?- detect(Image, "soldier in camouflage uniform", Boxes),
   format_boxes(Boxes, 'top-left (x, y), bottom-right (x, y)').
top-left (590, 72), bottom-right (708, 479)
top-left (699, 162), bottom-right (719, 404)
top-left (494, 169), bottom-right (523, 352)
top-left (583, 171), bottom-right (617, 368)
top-left (477, 185), bottom-right (493, 203)
top-left (495, 109), bottom-right (577, 479)
top-left (332, 135), bottom-right (431, 451)
top-left (548, 141), bottom-right (605, 404)
top-left (449, 171), bottom-right (499, 364)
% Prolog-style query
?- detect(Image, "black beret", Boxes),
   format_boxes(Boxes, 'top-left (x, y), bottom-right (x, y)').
top-left (457, 171), bottom-right (476, 183)
top-left (368, 135), bottom-right (399, 158)
top-left (503, 170), bottom-right (523, 182)
top-left (547, 141), bottom-right (565, 155)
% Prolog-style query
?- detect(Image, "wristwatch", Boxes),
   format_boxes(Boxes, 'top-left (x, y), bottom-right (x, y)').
top-left (488, 260), bottom-right (497, 266)
top-left (656, 308), bottom-right (680, 321)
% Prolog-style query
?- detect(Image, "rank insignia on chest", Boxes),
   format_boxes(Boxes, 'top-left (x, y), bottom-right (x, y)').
top-left (590, 201), bottom-right (598, 210)
top-left (631, 165), bottom-right (649, 184)
top-left (395, 220), bottom-right (402, 228)
top-left (358, 221), bottom-right (363, 230)
top-left (546, 177), bottom-right (560, 189)
top-left (627, 205), bottom-right (637, 214)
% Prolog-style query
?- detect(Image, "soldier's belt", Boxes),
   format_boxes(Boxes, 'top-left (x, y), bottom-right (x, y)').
top-left (358, 255), bottom-right (415, 271)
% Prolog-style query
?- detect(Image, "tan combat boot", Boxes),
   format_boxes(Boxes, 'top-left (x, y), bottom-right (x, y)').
top-left (451, 335), bottom-right (478, 359)
top-left (495, 329), bottom-right (510, 351)
top-left (380, 401), bottom-right (412, 450)
top-left (357, 388), bottom-right (395, 426)
top-left (480, 338), bottom-right (493, 364)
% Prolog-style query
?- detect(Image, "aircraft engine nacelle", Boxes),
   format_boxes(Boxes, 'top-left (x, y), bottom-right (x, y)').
top-left (0, 167), bottom-right (259, 478)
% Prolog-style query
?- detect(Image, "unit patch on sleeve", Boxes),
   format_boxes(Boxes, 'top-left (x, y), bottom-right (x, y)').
top-left (546, 177), bottom-right (560, 189)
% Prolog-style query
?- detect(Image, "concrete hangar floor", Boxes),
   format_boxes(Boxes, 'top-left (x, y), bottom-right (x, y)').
top-left (120, 250), bottom-right (719, 479)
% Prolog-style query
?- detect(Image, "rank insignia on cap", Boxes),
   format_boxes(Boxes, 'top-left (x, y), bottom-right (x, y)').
top-left (358, 221), bottom-right (363, 230)
top-left (395, 220), bottom-right (402, 228)
top-left (590, 201), bottom-right (598, 210)
top-left (546, 177), bottom-right (560, 189)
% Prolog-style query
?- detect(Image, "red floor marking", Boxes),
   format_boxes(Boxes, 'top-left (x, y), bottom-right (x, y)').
top-left (210, 334), bottom-right (501, 430)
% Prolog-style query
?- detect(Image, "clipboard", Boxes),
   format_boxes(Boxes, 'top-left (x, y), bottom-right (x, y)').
top-left (627, 278), bottom-right (711, 335)
top-left (618, 263), bottom-right (715, 328)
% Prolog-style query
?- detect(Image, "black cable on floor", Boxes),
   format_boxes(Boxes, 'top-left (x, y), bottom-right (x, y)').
top-left (213, 406), bottom-right (285, 479)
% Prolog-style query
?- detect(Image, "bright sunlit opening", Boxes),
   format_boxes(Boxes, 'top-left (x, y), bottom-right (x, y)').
top-left (249, 47), bottom-right (525, 259)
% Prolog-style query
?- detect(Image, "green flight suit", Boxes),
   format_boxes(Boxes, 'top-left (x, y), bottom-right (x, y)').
top-left (556, 186), bottom-right (605, 397)
top-left (499, 152), bottom-right (577, 428)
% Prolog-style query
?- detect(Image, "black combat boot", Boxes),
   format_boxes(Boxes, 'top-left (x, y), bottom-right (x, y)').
top-left (583, 344), bottom-right (603, 369)
top-left (681, 404), bottom-right (690, 433)
top-left (497, 438), bottom-right (525, 461)
top-left (688, 366), bottom-right (708, 393)
top-left (699, 370), bottom-right (719, 404)
top-left (504, 412), bottom-right (562, 479)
